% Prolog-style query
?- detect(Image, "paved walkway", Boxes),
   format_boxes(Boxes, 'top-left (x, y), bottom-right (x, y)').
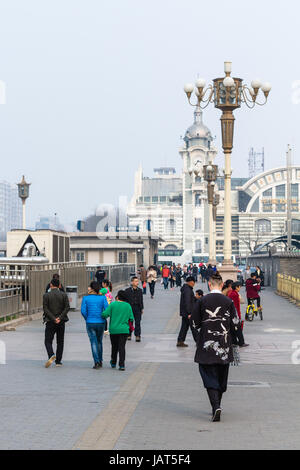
top-left (0, 282), bottom-right (300, 449)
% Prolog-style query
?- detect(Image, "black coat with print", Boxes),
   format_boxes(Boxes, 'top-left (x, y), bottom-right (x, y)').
top-left (191, 292), bottom-right (239, 365)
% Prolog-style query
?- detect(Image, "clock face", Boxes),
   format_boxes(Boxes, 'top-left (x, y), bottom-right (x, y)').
top-left (194, 158), bottom-right (202, 168)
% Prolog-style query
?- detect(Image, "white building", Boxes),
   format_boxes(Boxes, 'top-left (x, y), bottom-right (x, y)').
top-left (236, 166), bottom-right (300, 256)
top-left (0, 181), bottom-right (22, 241)
top-left (128, 108), bottom-right (300, 262)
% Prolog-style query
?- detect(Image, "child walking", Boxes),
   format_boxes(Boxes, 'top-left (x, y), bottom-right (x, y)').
top-left (101, 280), bottom-right (114, 334)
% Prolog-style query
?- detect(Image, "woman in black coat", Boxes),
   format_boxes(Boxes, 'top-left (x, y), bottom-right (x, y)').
top-left (175, 267), bottom-right (183, 287)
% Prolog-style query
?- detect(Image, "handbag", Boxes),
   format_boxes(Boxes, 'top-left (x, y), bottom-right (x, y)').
top-left (231, 345), bottom-right (241, 366)
top-left (129, 320), bottom-right (135, 333)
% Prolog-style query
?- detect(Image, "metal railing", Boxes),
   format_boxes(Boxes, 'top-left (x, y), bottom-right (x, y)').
top-left (0, 287), bottom-right (22, 320)
top-left (276, 273), bottom-right (300, 306)
top-left (0, 262), bottom-right (135, 317)
top-left (28, 262), bottom-right (88, 314)
top-left (86, 264), bottom-right (136, 288)
top-left (0, 262), bottom-right (88, 315)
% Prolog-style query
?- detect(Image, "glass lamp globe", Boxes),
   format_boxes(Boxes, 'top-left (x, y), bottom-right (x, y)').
top-left (184, 83), bottom-right (194, 94)
top-left (223, 77), bottom-right (235, 88)
top-left (251, 79), bottom-right (262, 89)
top-left (261, 82), bottom-right (272, 92)
top-left (195, 78), bottom-right (206, 89)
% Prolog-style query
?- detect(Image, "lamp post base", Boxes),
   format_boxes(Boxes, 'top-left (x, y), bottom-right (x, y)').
top-left (218, 262), bottom-right (238, 283)
top-left (208, 259), bottom-right (217, 266)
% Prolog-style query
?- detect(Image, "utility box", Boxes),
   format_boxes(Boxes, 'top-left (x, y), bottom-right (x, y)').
top-left (66, 286), bottom-right (78, 309)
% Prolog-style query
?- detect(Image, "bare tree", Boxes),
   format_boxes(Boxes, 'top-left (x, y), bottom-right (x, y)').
top-left (237, 229), bottom-right (263, 255)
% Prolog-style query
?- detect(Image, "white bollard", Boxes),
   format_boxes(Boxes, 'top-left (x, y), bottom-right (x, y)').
top-left (0, 340), bottom-right (6, 364)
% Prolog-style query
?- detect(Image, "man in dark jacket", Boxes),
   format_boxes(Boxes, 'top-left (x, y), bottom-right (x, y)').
top-left (95, 266), bottom-right (106, 285)
top-left (125, 277), bottom-right (144, 342)
top-left (191, 273), bottom-right (239, 422)
top-left (176, 276), bottom-right (198, 347)
top-left (192, 264), bottom-right (199, 282)
top-left (200, 265), bottom-right (207, 283)
top-left (45, 273), bottom-right (65, 293)
top-left (43, 278), bottom-right (70, 368)
top-left (206, 264), bottom-right (215, 290)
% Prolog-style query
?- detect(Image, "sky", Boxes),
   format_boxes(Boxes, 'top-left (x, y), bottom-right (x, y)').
top-left (0, 0), bottom-right (300, 227)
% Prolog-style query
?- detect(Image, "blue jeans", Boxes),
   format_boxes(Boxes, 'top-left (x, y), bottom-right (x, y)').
top-left (86, 323), bottom-right (105, 364)
top-left (163, 277), bottom-right (169, 289)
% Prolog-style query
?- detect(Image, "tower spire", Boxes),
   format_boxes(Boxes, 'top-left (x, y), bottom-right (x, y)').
top-left (194, 104), bottom-right (203, 124)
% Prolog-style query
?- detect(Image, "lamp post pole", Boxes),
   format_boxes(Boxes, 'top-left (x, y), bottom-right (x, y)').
top-left (184, 61), bottom-right (271, 280)
top-left (286, 145), bottom-right (292, 252)
top-left (212, 191), bottom-right (220, 262)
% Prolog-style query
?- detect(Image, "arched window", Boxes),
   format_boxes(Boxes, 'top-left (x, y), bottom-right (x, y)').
top-left (144, 219), bottom-right (152, 231)
top-left (292, 219), bottom-right (300, 233)
top-left (165, 244), bottom-right (178, 250)
top-left (166, 219), bottom-right (176, 234)
top-left (255, 219), bottom-right (271, 233)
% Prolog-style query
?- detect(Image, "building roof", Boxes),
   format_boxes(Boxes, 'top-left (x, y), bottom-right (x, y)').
top-left (141, 177), bottom-right (182, 197)
top-left (217, 176), bottom-right (249, 190)
top-left (69, 231), bottom-right (163, 241)
top-left (9, 228), bottom-right (67, 235)
top-left (240, 166), bottom-right (300, 196)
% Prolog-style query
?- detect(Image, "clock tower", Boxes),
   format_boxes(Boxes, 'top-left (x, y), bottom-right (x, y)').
top-left (179, 105), bottom-right (217, 261)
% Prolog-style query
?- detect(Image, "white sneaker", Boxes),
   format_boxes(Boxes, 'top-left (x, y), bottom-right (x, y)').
top-left (212, 408), bottom-right (222, 422)
top-left (45, 355), bottom-right (56, 368)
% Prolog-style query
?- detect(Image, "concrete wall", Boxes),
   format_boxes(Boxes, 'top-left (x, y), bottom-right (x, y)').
top-left (248, 253), bottom-right (300, 287)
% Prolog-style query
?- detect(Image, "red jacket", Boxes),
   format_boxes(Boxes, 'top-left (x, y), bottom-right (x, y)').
top-left (162, 267), bottom-right (170, 278)
top-left (228, 289), bottom-right (241, 319)
top-left (245, 278), bottom-right (260, 299)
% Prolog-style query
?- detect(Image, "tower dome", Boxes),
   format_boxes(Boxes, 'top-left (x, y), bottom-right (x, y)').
top-left (184, 105), bottom-right (212, 147)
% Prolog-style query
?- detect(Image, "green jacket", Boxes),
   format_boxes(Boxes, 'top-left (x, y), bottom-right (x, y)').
top-left (102, 301), bottom-right (134, 335)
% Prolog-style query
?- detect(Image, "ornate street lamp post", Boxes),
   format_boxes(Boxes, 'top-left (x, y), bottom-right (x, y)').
top-left (17, 175), bottom-right (31, 229)
top-left (184, 62), bottom-right (271, 279)
top-left (203, 164), bottom-right (218, 264)
top-left (212, 191), bottom-right (220, 262)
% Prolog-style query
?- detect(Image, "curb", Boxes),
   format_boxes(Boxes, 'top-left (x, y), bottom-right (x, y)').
top-left (0, 311), bottom-right (43, 332)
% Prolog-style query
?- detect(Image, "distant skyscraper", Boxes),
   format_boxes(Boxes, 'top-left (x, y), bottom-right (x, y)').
top-left (0, 181), bottom-right (22, 241)
top-left (35, 215), bottom-right (64, 231)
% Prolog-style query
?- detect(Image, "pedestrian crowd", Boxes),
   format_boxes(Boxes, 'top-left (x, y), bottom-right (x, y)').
top-left (43, 269), bottom-right (145, 372)
top-left (160, 262), bottom-right (218, 290)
